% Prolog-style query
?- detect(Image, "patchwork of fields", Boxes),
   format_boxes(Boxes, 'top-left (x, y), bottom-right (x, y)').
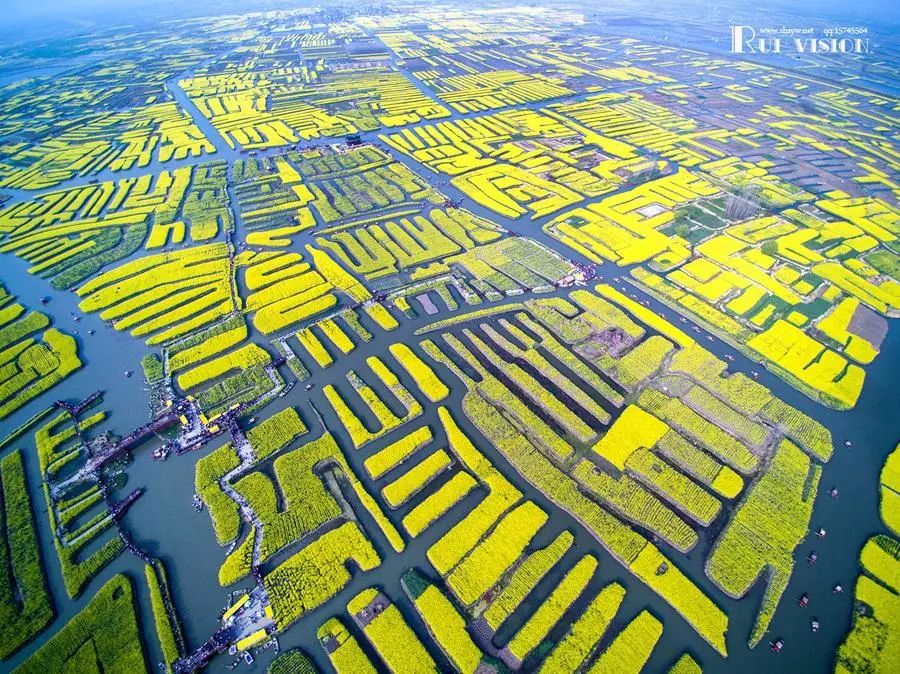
top-left (0, 3), bottom-right (898, 674)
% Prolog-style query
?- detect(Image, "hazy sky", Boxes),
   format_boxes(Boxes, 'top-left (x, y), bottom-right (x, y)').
top-left (1, 0), bottom-right (897, 31)
top-left (1, 0), bottom-right (257, 28)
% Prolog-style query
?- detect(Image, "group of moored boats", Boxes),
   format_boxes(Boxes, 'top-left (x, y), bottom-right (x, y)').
top-left (772, 487), bottom-right (849, 655)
